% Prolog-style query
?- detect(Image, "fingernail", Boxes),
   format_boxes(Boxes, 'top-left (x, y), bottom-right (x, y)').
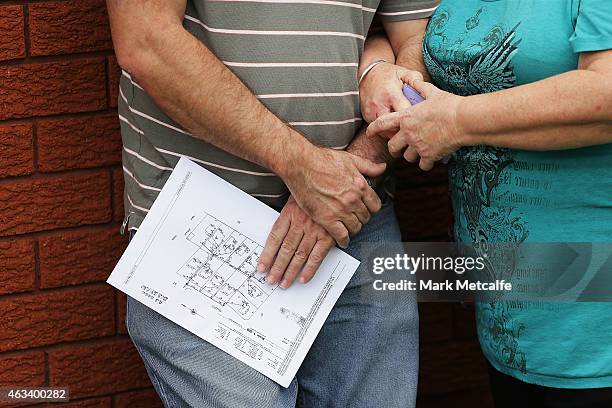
top-left (257, 263), bottom-right (266, 273)
top-left (266, 275), bottom-right (277, 285)
top-left (280, 279), bottom-right (289, 288)
top-left (299, 276), bottom-right (307, 283)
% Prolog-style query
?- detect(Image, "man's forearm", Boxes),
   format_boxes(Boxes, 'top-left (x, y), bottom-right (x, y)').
top-left (107, 2), bottom-right (309, 177)
top-left (347, 127), bottom-right (395, 165)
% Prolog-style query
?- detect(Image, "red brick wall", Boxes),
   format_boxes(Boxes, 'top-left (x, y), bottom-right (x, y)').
top-left (0, 2), bottom-right (492, 407)
top-left (0, 1), bottom-right (160, 407)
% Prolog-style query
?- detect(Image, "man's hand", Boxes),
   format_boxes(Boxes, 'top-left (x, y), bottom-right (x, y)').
top-left (366, 77), bottom-right (465, 171)
top-left (258, 196), bottom-right (335, 288)
top-left (359, 63), bottom-right (423, 123)
top-left (281, 145), bottom-right (386, 249)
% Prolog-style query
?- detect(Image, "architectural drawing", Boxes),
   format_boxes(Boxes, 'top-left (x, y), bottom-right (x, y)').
top-left (177, 214), bottom-right (278, 319)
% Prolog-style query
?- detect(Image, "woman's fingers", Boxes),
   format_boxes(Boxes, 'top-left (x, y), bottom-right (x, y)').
top-left (419, 158), bottom-right (435, 171)
top-left (388, 131), bottom-right (411, 157)
top-left (403, 78), bottom-right (439, 99)
top-left (403, 146), bottom-right (419, 163)
top-left (366, 111), bottom-right (402, 139)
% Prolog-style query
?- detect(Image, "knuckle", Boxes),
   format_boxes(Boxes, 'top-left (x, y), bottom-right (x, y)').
top-left (280, 241), bottom-right (296, 254)
top-left (294, 248), bottom-right (309, 261)
top-left (309, 252), bottom-right (324, 264)
top-left (355, 176), bottom-right (367, 190)
top-left (267, 231), bottom-right (282, 243)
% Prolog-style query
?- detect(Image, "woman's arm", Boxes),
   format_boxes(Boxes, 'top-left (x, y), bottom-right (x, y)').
top-left (366, 49), bottom-right (612, 170)
top-left (459, 50), bottom-right (612, 150)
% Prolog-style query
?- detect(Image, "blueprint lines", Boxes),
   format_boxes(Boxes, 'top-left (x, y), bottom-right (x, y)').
top-left (177, 214), bottom-right (278, 319)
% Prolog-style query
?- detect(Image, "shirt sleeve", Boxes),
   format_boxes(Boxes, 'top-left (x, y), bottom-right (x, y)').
top-left (569, 0), bottom-right (612, 53)
top-left (377, 0), bottom-right (440, 23)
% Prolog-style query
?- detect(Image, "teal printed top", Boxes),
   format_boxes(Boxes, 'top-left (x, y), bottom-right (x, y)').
top-left (423, 0), bottom-right (612, 388)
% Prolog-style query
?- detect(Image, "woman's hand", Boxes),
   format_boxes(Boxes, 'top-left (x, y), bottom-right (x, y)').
top-left (366, 77), bottom-right (466, 171)
top-left (359, 64), bottom-right (424, 123)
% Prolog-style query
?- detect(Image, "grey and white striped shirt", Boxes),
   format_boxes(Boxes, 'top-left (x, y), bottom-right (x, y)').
top-left (118, 0), bottom-right (439, 231)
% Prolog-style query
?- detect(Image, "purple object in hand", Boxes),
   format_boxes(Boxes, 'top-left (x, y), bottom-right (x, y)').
top-left (402, 84), bottom-right (425, 105)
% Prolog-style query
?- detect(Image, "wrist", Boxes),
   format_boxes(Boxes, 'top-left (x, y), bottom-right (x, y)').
top-left (272, 129), bottom-right (317, 180)
top-left (358, 59), bottom-right (388, 87)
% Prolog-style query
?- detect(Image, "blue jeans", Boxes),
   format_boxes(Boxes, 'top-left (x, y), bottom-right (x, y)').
top-left (126, 196), bottom-right (419, 407)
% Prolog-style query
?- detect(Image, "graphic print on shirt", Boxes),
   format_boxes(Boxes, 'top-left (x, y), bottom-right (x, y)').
top-left (423, 6), bottom-right (529, 373)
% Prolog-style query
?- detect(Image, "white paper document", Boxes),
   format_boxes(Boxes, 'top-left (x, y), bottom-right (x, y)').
top-left (107, 158), bottom-right (360, 387)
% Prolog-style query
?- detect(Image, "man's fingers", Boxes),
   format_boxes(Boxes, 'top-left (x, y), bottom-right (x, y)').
top-left (351, 155), bottom-right (386, 178)
top-left (342, 214), bottom-right (362, 236)
top-left (403, 146), bottom-right (419, 163)
top-left (366, 111), bottom-right (402, 139)
top-left (326, 221), bottom-right (350, 249)
top-left (267, 227), bottom-right (304, 284)
top-left (299, 239), bottom-right (334, 284)
top-left (419, 158), bottom-right (435, 171)
top-left (353, 201), bottom-right (371, 225)
top-left (362, 185), bottom-right (382, 214)
top-left (258, 214), bottom-right (290, 272)
top-left (281, 235), bottom-right (316, 288)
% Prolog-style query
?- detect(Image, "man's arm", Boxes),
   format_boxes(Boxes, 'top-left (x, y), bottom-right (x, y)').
top-left (107, 0), bottom-right (386, 247)
top-left (259, 20), bottom-right (431, 286)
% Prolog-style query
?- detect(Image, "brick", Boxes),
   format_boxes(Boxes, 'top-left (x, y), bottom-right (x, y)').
top-left (0, 239), bottom-right (35, 295)
top-left (0, 6), bottom-right (25, 61)
top-left (0, 123), bottom-right (34, 178)
top-left (37, 115), bottom-right (121, 173)
top-left (394, 183), bottom-right (451, 241)
top-left (113, 168), bottom-right (125, 223)
top-left (419, 339), bottom-right (490, 396)
top-left (116, 291), bottom-right (127, 334)
top-left (0, 285), bottom-right (115, 352)
top-left (114, 389), bottom-right (163, 408)
top-left (419, 303), bottom-right (453, 343)
top-left (39, 227), bottom-right (127, 288)
top-left (0, 58), bottom-right (106, 121)
top-left (50, 397), bottom-right (112, 408)
top-left (29, 0), bottom-right (112, 56)
top-left (0, 352), bottom-right (45, 387)
top-left (108, 56), bottom-right (121, 108)
top-left (0, 171), bottom-right (111, 237)
top-left (48, 339), bottom-right (151, 398)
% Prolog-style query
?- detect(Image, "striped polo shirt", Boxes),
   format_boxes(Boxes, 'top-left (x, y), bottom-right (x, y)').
top-left (118, 0), bottom-right (439, 232)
